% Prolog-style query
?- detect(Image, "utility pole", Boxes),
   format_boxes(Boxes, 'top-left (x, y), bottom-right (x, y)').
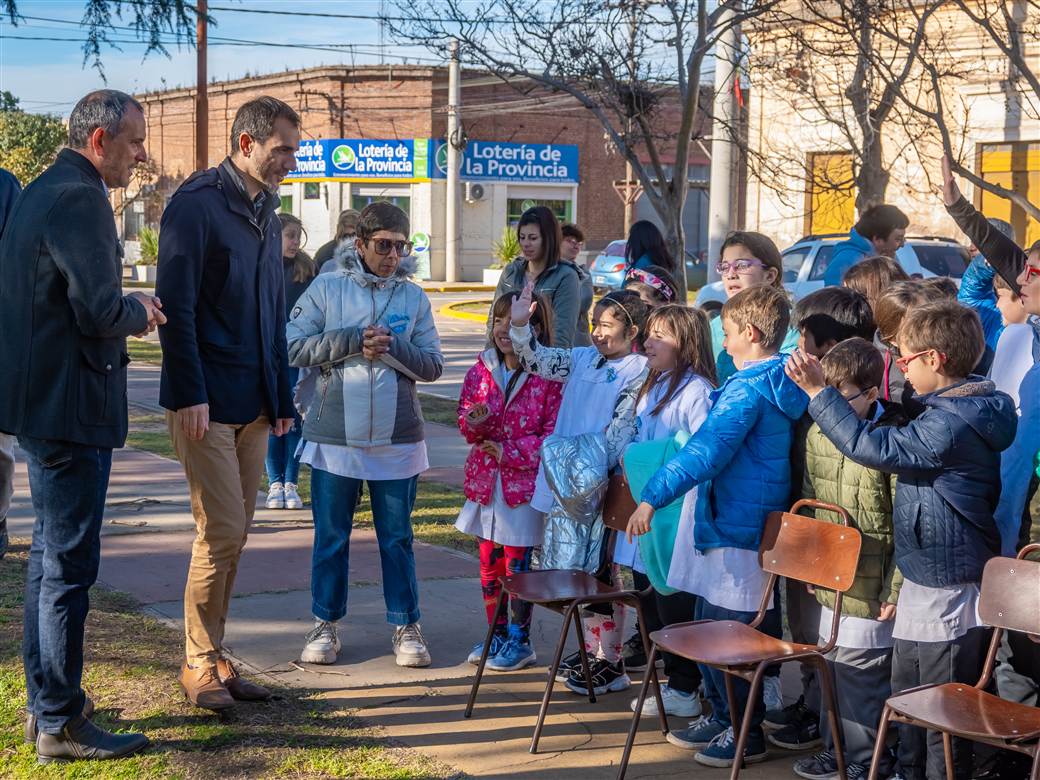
top-left (445, 38), bottom-right (461, 283)
top-left (706, 4), bottom-right (740, 281)
top-left (195, 0), bottom-right (208, 172)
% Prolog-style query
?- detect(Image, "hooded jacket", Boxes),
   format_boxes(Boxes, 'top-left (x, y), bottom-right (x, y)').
top-left (640, 355), bottom-right (809, 552)
top-left (824, 228), bottom-right (873, 287)
top-left (809, 378), bottom-right (1017, 587)
top-left (286, 245), bottom-right (443, 447)
top-left (457, 349), bottom-right (562, 506)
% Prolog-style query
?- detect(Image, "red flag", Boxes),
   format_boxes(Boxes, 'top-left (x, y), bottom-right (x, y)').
top-left (733, 74), bottom-right (745, 108)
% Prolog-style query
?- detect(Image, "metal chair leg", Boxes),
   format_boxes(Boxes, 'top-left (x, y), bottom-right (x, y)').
top-left (813, 654), bottom-right (847, 780)
top-left (616, 644), bottom-right (659, 780)
top-left (867, 706), bottom-right (893, 780)
top-left (573, 606), bottom-right (597, 704)
top-left (530, 601), bottom-right (579, 754)
top-left (464, 589), bottom-right (508, 718)
top-left (729, 663), bottom-right (766, 780)
top-left (1029, 749), bottom-right (1040, 780)
top-left (942, 731), bottom-right (955, 780)
top-left (723, 671), bottom-right (739, 733)
top-left (632, 599), bottom-right (667, 734)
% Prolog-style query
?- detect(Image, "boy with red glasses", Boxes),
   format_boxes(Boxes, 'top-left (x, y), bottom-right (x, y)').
top-left (786, 300), bottom-right (1017, 780)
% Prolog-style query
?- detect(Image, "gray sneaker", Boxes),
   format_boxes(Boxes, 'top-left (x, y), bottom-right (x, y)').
top-left (393, 623), bottom-right (431, 667)
top-left (300, 620), bottom-right (340, 664)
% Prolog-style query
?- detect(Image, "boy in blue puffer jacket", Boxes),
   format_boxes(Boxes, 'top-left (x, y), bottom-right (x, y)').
top-left (786, 300), bottom-right (1017, 780)
top-left (627, 285), bottom-right (808, 769)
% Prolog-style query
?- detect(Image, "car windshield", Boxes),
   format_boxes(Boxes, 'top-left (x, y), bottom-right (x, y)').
top-left (781, 248), bottom-right (809, 283)
top-left (912, 243), bottom-right (969, 278)
top-left (605, 241), bottom-right (627, 257)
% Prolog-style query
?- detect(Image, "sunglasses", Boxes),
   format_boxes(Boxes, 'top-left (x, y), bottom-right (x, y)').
top-left (715, 258), bottom-right (765, 275)
top-left (895, 348), bottom-right (944, 371)
top-left (368, 238), bottom-right (413, 257)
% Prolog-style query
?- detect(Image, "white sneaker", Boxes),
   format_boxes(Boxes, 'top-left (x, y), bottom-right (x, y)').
top-left (393, 623), bottom-right (431, 667)
top-left (266, 482), bottom-right (285, 509)
top-left (300, 619), bottom-right (340, 664)
top-left (283, 482), bottom-right (303, 509)
top-left (630, 683), bottom-right (703, 717)
top-left (763, 674), bottom-right (784, 714)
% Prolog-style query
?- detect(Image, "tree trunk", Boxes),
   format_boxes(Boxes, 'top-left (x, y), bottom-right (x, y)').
top-left (662, 184), bottom-right (689, 303)
top-left (855, 132), bottom-right (890, 213)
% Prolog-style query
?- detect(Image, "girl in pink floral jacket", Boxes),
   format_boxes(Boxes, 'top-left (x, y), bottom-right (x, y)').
top-left (455, 293), bottom-right (562, 671)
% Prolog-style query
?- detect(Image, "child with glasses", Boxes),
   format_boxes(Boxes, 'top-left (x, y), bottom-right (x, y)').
top-left (786, 301), bottom-right (1017, 780)
top-left (709, 231), bottom-right (800, 385)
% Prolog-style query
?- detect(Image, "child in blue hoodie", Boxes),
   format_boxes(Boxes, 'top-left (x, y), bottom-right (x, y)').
top-left (628, 284), bottom-right (808, 769)
top-left (786, 300), bottom-right (1017, 780)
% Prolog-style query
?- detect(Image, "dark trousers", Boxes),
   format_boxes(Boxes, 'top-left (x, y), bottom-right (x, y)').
top-left (19, 436), bottom-right (112, 733)
top-left (632, 570), bottom-right (702, 694)
top-left (695, 596), bottom-right (782, 733)
top-left (890, 628), bottom-right (988, 780)
top-left (786, 578), bottom-right (822, 712)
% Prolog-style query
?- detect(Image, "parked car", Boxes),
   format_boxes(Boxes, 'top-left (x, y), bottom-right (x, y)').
top-left (589, 240), bottom-right (708, 293)
top-left (693, 234), bottom-right (971, 315)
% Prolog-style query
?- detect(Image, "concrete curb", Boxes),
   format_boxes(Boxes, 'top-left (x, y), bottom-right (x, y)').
top-left (439, 299), bottom-right (492, 323)
top-left (419, 283), bottom-right (495, 293)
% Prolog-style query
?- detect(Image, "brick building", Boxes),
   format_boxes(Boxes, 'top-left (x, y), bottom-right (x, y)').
top-left (129, 64), bottom-right (709, 281)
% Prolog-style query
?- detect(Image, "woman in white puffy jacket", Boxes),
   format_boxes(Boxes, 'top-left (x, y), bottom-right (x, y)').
top-left (286, 202), bottom-right (443, 670)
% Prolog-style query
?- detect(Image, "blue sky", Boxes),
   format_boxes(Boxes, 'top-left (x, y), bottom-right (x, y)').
top-left (1, 0), bottom-right (436, 115)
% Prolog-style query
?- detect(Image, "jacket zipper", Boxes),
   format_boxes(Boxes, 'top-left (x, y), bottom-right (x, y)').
top-left (369, 285), bottom-right (376, 442)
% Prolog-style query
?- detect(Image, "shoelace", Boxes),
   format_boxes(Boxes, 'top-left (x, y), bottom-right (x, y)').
top-left (306, 621), bottom-right (336, 643)
top-left (709, 727), bottom-right (735, 750)
top-left (683, 714), bottom-right (714, 730)
top-left (395, 623), bottom-right (425, 646)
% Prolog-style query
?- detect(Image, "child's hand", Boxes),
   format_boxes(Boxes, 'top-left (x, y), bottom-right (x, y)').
top-left (805, 583), bottom-right (815, 595)
top-left (940, 153), bottom-right (961, 206)
top-left (510, 281), bottom-right (537, 327)
top-left (479, 440), bottom-right (503, 461)
top-left (878, 602), bottom-right (897, 621)
top-left (466, 402), bottom-right (490, 425)
top-left (627, 502), bottom-right (655, 543)
top-left (785, 349), bottom-right (827, 398)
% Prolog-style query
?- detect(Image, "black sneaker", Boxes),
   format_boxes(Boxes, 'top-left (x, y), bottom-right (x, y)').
top-left (621, 632), bottom-right (648, 671)
top-left (553, 650), bottom-right (582, 682)
top-left (767, 703), bottom-right (822, 750)
top-left (564, 658), bottom-right (631, 696)
top-left (765, 693), bottom-right (811, 730)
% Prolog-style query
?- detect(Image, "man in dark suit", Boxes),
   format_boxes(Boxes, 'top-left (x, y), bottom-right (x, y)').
top-left (156, 96), bottom-right (297, 711)
top-left (0, 166), bottom-right (21, 561)
top-left (0, 90), bottom-right (164, 763)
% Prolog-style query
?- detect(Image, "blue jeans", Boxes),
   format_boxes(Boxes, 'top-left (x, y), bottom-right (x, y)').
top-left (310, 468), bottom-right (420, 625)
top-left (265, 368), bottom-right (302, 485)
top-left (19, 436), bottom-right (112, 734)
top-left (695, 594), bottom-right (782, 734)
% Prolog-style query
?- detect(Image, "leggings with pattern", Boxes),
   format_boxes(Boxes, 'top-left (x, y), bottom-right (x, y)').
top-left (478, 539), bottom-right (534, 643)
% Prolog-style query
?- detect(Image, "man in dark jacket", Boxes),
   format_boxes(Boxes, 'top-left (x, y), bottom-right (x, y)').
top-left (156, 96), bottom-right (298, 711)
top-left (0, 166), bottom-right (21, 562)
top-left (0, 90), bottom-right (163, 763)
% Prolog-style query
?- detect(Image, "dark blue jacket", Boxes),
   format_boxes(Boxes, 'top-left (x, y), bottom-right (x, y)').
top-left (156, 158), bottom-right (293, 425)
top-left (0, 150), bottom-right (148, 448)
top-left (0, 167), bottom-right (21, 239)
top-left (809, 379), bottom-right (1017, 587)
top-left (641, 355), bottom-right (808, 551)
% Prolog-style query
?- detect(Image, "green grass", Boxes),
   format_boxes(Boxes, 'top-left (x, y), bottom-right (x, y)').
top-left (452, 300), bottom-right (492, 316)
top-left (418, 393), bottom-right (458, 426)
top-left (126, 340), bottom-right (162, 365)
top-left (0, 541), bottom-right (458, 779)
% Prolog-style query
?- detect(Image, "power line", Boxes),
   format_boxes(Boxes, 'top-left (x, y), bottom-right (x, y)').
top-left (206, 3), bottom-right (619, 26)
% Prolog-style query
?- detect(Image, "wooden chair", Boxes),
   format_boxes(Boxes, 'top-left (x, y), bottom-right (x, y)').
top-left (866, 543), bottom-right (1040, 780)
top-left (619, 498), bottom-right (863, 780)
top-left (463, 472), bottom-right (666, 754)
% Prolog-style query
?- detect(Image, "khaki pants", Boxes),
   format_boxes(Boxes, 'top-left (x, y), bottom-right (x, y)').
top-left (167, 412), bottom-right (269, 667)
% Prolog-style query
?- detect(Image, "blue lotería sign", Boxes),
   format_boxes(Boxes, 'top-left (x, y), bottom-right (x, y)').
top-left (431, 139), bottom-right (579, 184)
top-left (287, 139), bottom-right (429, 181)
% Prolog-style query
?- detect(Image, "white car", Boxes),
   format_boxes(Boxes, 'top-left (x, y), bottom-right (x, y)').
top-left (693, 235), bottom-right (971, 315)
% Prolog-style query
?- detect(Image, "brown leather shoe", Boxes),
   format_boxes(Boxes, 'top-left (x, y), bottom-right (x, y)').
top-left (25, 695), bottom-right (95, 743)
top-left (179, 663), bottom-right (235, 711)
top-left (216, 658), bottom-right (271, 702)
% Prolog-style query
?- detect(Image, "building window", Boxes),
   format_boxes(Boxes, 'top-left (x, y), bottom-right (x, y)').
top-left (977, 141), bottom-right (1040, 248)
top-left (351, 193), bottom-right (411, 216)
top-left (804, 152), bottom-right (855, 236)
top-left (304, 182), bottom-right (321, 200)
top-left (279, 194), bottom-right (293, 214)
top-left (506, 198), bottom-right (572, 225)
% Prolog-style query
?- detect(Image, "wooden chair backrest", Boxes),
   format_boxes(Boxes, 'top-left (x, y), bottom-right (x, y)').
top-left (978, 545), bottom-right (1040, 636)
top-left (602, 473), bottom-right (637, 533)
top-left (758, 501), bottom-right (862, 593)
